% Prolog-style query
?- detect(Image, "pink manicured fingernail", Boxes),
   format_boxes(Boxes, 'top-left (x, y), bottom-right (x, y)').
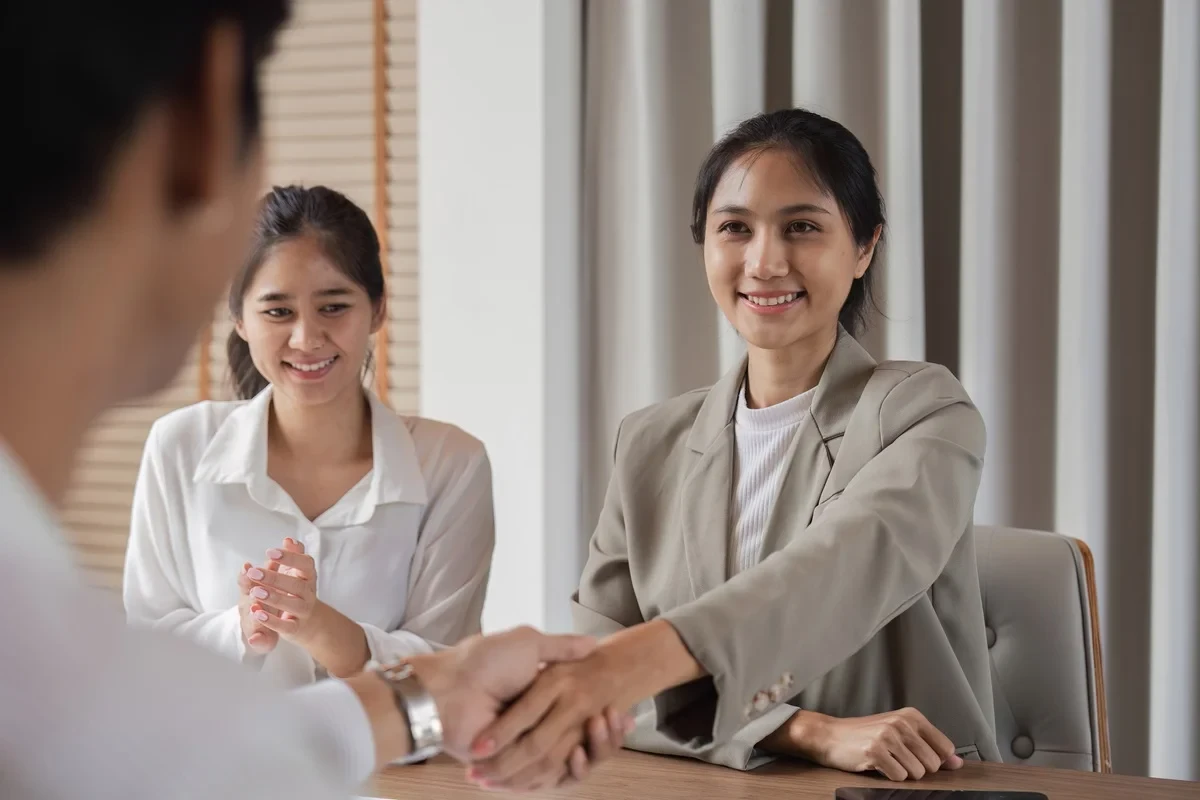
top-left (267, 548), bottom-right (283, 559)
top-left (251, 587), bottom-right (268, 599)
top-left (254, 610), bottom-right (269, 622)
top-left (247, 568), bottom-right (264, 580)
top-left (472, 739), bottom-right (495, 758)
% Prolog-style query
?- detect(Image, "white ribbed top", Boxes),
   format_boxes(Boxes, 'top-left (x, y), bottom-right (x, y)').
top-left (730, 382), bottom-right (815, 575)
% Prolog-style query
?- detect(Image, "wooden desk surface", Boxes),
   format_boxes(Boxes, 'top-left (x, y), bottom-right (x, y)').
top-left (370, 751), bottom-right (1198, 800)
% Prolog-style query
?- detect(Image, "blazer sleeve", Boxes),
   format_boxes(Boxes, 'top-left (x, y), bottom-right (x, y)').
top-left (573, 419), bottom-right (802, 770)
top-left (661, 365), bottom-right (987, 749)
top-left (122, 423), bottom-right (262, 668)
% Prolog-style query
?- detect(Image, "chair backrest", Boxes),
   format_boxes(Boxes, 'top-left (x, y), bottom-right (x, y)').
top-left (974, 525), bottom-right (1111, 772)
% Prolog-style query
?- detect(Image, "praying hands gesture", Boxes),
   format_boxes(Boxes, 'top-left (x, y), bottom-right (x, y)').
top-left (237, 537), bottom-right (372, 676)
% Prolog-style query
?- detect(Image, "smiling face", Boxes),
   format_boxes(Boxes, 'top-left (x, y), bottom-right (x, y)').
top-left (703, 147), bottom-right (878, 353)
top-left (234, 234), bottom-right (384, 407)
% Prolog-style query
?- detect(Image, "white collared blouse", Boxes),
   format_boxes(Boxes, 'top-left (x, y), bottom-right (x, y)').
top-left (123, 387), bottom-right (494, 687)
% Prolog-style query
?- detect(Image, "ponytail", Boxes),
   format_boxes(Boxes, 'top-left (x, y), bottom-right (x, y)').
top-left (226, 329), bottom-right (269, 400)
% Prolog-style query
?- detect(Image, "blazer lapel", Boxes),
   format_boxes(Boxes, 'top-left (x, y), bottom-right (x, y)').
top-left (678, 360), bottom-right (745, 601)
top-left (758, 329), bottom-right (878, 557)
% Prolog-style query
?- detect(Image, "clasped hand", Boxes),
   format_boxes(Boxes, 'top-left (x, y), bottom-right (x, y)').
top-left (237, 537), bottom-right (317, 653)
top-left (407, 628), bottom-right (634, 791)
top-left (464, 646), bottom-right (633, 791)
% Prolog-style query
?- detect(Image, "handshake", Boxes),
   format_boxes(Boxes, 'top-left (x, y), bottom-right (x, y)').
top-left (347, 626), bottom-right (642, 792)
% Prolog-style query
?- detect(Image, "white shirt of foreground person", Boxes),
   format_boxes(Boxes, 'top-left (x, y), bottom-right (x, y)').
top-left (123, 385), bottom-right (494, 685)
top-left (0, 444), bottom-right (375, 799)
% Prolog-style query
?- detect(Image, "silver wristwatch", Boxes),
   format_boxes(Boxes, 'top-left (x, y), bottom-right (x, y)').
top-left (371, 660), bottom-right (444, 764)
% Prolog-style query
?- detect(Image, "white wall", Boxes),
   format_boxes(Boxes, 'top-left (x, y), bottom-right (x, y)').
top-left (418, 0), bottom-right (582, 634)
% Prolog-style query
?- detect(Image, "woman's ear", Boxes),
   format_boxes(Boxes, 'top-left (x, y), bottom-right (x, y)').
top-left (234, 316), bottom-right (249, 342)
top-left (854, 224), bottom-right (883, 279)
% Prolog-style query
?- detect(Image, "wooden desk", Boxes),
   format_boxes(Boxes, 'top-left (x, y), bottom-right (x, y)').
top-left (370, 751), bottom-right (1198, 800)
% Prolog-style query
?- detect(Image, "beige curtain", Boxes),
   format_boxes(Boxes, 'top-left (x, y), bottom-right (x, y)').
top-left (583, 0), bottom-right (1199, 780)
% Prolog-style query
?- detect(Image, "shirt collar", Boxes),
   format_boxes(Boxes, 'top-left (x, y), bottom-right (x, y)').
top-left (364, 389), bottom-right (428, 507)
top-left (193, 386), bottom-right (428, 513)
top-left (688, 325), bottom-right (877, 452)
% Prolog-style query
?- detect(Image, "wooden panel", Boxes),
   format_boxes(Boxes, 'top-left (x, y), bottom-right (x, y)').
top-left (385, 0), bottom-right (419, 409)
top-left (369, 752), bottom-right (1200, 800)
top-left (1074, 537), bottom-right (1113, 773)
top-left (372, 0), bottom-right (391, 402)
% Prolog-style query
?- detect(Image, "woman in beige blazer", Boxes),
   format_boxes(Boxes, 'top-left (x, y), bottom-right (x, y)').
top-left (466, 108), bottom-right (1000, 791)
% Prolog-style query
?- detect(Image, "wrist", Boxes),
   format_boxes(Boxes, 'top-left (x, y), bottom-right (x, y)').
top-left (599, 619), bottom-right (704, 708)
top-left (404, 652), bottom-right (452, 707)
top-left (345, 671), bottom-right (413, 769)
top-left (787, 709), bottom-right (835, 762)
top-left (305, 602), bottom-right (370, 677)
top-left (294, 600), bottom-right (331, 650)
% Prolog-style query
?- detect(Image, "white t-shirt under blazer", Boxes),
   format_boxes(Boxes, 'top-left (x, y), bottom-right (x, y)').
top-left (123, 385), bottom-right (495, 687)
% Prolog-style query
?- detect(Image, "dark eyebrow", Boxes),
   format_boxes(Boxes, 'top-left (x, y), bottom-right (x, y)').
top-left (779, 203), bottom-right (832, 216)
top-left (255, 287), bottom-right (354, 303)
top-left (711, 203), bottom-right (832, 216)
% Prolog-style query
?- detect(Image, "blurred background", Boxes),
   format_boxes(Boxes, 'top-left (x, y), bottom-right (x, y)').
top-left (61, 0), bottom-right (1197, 782)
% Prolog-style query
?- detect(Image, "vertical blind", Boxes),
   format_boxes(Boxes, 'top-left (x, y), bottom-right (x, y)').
top-left (62, 0), bottom-right (419, 589)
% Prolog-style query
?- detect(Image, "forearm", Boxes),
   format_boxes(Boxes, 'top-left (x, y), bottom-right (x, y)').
top-left (301, 602), bottom-right (371, 678)
top-left (342, 670), bottom-right (412, 769)
top-left (600, 619), bottom-right (706, 709)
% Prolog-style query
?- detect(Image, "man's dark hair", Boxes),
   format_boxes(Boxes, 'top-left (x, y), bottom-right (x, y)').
top-left (0, 1), bottom-right (291, 262)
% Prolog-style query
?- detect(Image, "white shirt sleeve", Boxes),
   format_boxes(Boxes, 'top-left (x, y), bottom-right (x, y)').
top-left (361, 446), bottom-right (495, 663)
top-left (0, 554), bottom-right (375, 800)
top-left (122, 423), bottom-right (260, 667)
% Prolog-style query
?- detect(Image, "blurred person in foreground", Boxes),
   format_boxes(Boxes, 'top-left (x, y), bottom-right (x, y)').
top-left (0, 3), bottom-right (624, 798)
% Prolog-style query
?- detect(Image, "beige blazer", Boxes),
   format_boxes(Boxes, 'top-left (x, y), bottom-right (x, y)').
top-left (573, 330), bottom-right (1001, 770)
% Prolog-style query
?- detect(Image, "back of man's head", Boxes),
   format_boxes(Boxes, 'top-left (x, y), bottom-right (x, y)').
top-left (0, 1), bottom-right (290, 263)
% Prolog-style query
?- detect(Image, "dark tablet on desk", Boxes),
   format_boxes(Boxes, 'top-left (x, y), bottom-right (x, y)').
top-left (835, 789), bottom-right (1048, 800)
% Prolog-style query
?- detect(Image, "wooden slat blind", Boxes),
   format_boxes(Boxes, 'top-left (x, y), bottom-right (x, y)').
top-left (386, 0), bottom-right (419, 413)
top-left (63, 347), bottom-right (204, 590)
top-left (63, 0), bottom-right (421, 589)
top-left (209, 0), bottom-right (378, 401)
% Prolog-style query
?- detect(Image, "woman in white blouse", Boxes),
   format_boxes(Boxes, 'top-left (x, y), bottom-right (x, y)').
top-left (123, 184), bottom-right (495, 687)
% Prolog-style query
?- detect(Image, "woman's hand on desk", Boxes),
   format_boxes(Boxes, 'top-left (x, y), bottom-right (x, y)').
top-left (763, 707), bottom-right (963, 781)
